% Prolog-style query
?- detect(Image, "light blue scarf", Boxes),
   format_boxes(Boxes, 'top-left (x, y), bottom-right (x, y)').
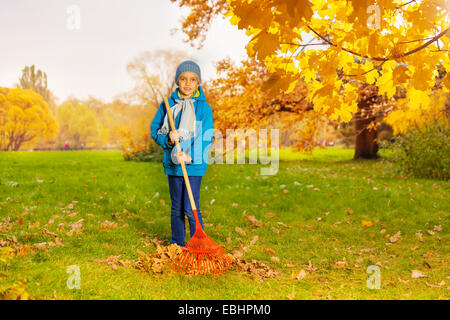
top-left (157, 98), bottom-right (196, 164)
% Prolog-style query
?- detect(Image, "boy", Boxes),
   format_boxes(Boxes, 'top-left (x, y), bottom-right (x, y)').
top-left (150, 60), bottom-right (214, 246)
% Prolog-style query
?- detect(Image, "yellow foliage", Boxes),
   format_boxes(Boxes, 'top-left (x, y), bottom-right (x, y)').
top-left (385, 87), bottom-right (448, 135)
top-left (226, 0), bottom-right (450, 130)
top-left (56, 102), bottom-right (101, 148)
top-left (173, 0), bottom-right (450, 135)
top-left (0, 87), bottom-right (57, 151)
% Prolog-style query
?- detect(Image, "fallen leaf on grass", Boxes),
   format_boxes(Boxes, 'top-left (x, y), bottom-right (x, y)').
top-left (389, 231), bottom-right (401, 243)
top-left (0, 218), bottom-right (15, 233)
top-left (243, 212), bottom-right (264, 227)
top-left (34, 242), bottom-right (48, 251)
top-left (415, 232), bottom-right (426, 242)
top-left (28, 221), bottom-right (40, 230)
top-left (398, 277), bottom-right (409, 284)
top-left (335, 258), bottom-right (348, 268)
top-left (234, 227), bottom-right (246, 236)
top-left (151, 238), bottom-right (164, 247)
top-left (233, 245), bottom-right (249, 259)
top-left (42, 228), bottom-right (58, 238)
top-left (66, 219), bottom-right (84, 236)
top-left (231, 258), bottom-right (278, 278)
top-left (287, 292), bottom-right (296, 300)
top-left (360, 247), bottom-right (377, 253)
top-left (277, 222), bottom-right (292, 229)
top-left (291, 269), bottom-right (306, 280)
top-left (92, 255), bottom-right (131, 270)
top-left (270, 256), bottom-right (280, 263)
top-left (249, 235), bottom-right (259, 246)
top-left (272, 227), bottom-right (284, 235)
top-left (15, 245), bottom-right (33, 257)
top-left (425, 280), bottom-right (445, 288)
top-left (266, 248), bottom-right (276, 255)
top-left (307, 260), bottom-right (318, 272)
top-left (361, 220), bottom-right (373, 228)
top-left (98, 220), bottom-right (118, 232)
top-left (411, 270), bottom-right (427, 279)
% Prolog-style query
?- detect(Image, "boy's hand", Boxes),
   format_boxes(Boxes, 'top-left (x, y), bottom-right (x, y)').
top-left (169, 130), bottom-right (180, 145)
top-left (176, 151), bottom-right (192, 164)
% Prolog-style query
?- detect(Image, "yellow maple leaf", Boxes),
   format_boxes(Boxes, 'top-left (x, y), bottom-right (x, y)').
top-left (442, 73), bottom-right (450, 91)
top-left (251, 30), bottom-right (280, 61)
top-left (392, 65), bottom-right (411, 84)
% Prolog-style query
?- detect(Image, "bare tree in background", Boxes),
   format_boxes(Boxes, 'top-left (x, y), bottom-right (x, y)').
top-left (125, 49), bottom-right (192, 107)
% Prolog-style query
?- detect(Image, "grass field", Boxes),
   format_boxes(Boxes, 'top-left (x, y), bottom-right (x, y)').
top-left (0, 147), bottom-right (448, 300)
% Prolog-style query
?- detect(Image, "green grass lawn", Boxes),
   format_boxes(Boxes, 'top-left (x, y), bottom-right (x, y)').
top-left (0, 147), bottom-right (448, 300)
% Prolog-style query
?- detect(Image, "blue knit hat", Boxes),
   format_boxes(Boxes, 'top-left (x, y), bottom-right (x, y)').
top-left (175, 60), bottom-right (202, 85)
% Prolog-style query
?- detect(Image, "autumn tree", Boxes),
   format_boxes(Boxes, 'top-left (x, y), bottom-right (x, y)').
top-left (116, 50), bottom-right (196, 159)
top-left (85, 96), bottom-right (155, 149)
top-left (56, 102), bottom-right (101, 149)
top-left (204, 56), bottom-right (334, 152)
top-left (125, 49), bottom-right (193, 106)
top-left (17, 65), bottom-right (58, 115)
top-left (171, 0), bottom-right (450, 158)
top-left (0, 87), bottom-right (57, 151)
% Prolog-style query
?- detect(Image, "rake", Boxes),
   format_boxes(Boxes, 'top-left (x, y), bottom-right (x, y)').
top-left (162, 96), bottom-right (232, 275)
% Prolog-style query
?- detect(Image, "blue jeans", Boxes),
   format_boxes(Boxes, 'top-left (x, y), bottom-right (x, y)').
top-left (167, 175), bottom-right (204, 246)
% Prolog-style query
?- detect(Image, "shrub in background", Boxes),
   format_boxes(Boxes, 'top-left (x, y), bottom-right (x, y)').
top-left (119, 128), bottom-right (162, 162)
top-left (379, 119), bottom-right (449, 180)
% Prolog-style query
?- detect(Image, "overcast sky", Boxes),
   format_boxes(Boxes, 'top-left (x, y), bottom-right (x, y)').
top-left (0, 0), bottom-right (250, 103)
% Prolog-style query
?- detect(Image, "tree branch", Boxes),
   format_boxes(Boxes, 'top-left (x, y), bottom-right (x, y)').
top-left (306, 25), bottom-right (450, 61)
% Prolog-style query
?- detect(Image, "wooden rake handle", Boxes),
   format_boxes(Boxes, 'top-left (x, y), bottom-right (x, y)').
top-left (163, 97), bottom-right (201, 226)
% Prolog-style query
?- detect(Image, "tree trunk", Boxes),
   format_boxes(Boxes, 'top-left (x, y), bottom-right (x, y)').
top-left (353, 85), bottom-right (380, 160)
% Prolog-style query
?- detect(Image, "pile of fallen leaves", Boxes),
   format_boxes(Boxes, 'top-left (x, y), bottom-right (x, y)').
top-left (133, 244), bottom-right (182, 274)
top-left (130, 243), bottom-right (278, 278)
top-left (230, 258), bottom-right (278, 278)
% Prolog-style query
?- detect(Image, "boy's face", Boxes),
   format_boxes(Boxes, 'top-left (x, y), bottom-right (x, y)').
top-left (177, 72), bottom-right (199, 98)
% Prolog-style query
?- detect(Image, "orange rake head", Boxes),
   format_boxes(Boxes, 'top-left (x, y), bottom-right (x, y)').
top-left (171, 211), bottom-right (232, 275)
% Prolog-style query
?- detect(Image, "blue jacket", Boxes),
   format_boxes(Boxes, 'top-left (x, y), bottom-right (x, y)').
top-left (150, 86), bottom-right (213, 177)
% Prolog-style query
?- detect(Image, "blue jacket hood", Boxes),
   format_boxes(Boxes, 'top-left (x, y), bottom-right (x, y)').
top-left (170, 86), bottom-right (206, 102)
